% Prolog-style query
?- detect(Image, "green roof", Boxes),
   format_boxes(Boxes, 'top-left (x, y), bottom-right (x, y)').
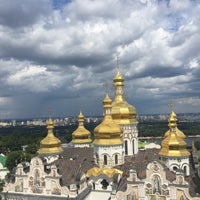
top-left (0, 154), bottom-right (7, 168)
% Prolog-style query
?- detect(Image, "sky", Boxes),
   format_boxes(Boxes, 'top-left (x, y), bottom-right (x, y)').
top-left (0, 0), bottom-right (200, 119)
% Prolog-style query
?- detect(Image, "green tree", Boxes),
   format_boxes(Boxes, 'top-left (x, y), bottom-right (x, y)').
top-left (5, 151), bottom-right (23, 171)
top-left (0, 179), bottom-right (5, 192)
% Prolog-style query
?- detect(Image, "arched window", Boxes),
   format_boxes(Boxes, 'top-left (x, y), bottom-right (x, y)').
top-left (115, 154), bottom-right (118, 165)
top-left (125, 140), bottom-right (128, 155)
top-left (104, 155), bottom-right (107, 165)
top-left (132, 139), bottom-right (135, 154)
top-left (183, 166), bottom-right (187, 174)
top-left (173, 166), bottom-right (178, 171)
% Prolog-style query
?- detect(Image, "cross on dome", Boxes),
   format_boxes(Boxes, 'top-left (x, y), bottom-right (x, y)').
top-left (169, 101), bottom-right (174, 111)
top-left (116, 56), bottom-right (120, 71)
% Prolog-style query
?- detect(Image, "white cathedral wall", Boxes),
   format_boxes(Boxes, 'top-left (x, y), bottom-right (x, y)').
top-left (94, 144), bottom-right (124, 168)
top-left (122, 124), bottom-right (138, 155)
top-left (74, 143), bottom-right (90, 148)
top-left (165, 157), bottom-right (190, 176)
top-left (85, 190), bottom-right (111, 200)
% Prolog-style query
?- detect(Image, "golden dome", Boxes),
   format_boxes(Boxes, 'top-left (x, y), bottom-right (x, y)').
top-left (111, 70), bottom-right (137, 125)
top-left (93, 91), bottom-right (123, 146)
top-left (159, 110), bottom-right (190, 157)
top-left (164, 110), bottom-right (186, 139)
top-left (72, 111), bottom-right (92, 144)
top-left (86, 167), bottom-right (123, 178)
top-left (113, 71), bottom-right (124, 87)
top-left (37, 118), bottom-right (63, 155)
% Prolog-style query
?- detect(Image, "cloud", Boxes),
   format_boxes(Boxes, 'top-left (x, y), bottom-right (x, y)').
top-left (0, 0), bottom-right (51, 28)
top-left (0, 0), bottom-right (200, 119)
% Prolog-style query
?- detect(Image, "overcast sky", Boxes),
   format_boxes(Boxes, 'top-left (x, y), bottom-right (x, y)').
top-left (0, 0), bottom-right (200, 119)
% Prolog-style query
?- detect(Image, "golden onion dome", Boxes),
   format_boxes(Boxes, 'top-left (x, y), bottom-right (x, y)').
top-left (164, 111), bottom-right (186, 139)
top-left (37, 118), bottom-right (63, 155)
top-left (159, 130), bottom-right (190, 157)
top-left (86, 167), bottom-right (123, 178)
top-left (113, 71), bottom-right (124, 87)
top-left (159, 110), bottom-right (190, 157)
top-left (93, 91), bottom-right (123, 146)
top-left (111, 70), bottom-right (137, 125)
top-left (72, 111), bottom-right (92, 144)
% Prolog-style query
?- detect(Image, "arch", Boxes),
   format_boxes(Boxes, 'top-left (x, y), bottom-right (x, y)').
top-left (151, 174), bottom-right (161, 194)
top-left (101, 179), bottom-right (109, 190)
top-left (132, 139), bottom-right (135, 154)
top-left (169, 163), bottom-right (180, 172)
top-left (181, 163), bottom-right (190, 176)
top-left (34, 168), bottom-right (40, 185)
top-left (125, 140), bottom-right (128, 155)
top-left (104, 155), bottom-right (107, 165)
top-left (115, 154), bottom-right (118, 165)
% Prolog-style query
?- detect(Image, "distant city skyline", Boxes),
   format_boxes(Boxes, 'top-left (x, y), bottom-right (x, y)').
top-left (0, 0), bottom-right (200, 119)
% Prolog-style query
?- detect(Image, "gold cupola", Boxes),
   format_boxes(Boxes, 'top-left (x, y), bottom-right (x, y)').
top-left (111, 69), bottom-right (137, 125)
top-left (37, 118), bottom-right (63, 155)
top-left (71, 110), bottom-right (92, 145)
top-left (164, 110), bottom-right (186, 139)
top-left (93, 90), bottom-right (123, 146)
top-left (159, 109), bottom-right (190, 157)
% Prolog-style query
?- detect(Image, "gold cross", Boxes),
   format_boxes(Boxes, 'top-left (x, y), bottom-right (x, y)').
top-left (48, 107), bottom-right (53, 118)
top-left (105, 81), bottom-right (109, 94)
top-left (116, 56), bottom-right (120, 70)
top-left (169, 101), bottom-right (174, 111)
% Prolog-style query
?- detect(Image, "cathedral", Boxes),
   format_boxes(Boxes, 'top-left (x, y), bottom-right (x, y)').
top-left (1, 63), bottom-right (200, 200)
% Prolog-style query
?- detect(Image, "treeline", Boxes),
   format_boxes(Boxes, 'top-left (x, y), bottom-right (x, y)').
top-left (138, 121), bottom-right (200, 137)
top-left (0, 121), bottom-right (200, 171)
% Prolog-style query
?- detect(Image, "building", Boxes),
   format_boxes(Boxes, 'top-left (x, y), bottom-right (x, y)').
top-left (2, 67), bottom-right (200, 200)
top-left (0, 154), bottom-right (9, 180)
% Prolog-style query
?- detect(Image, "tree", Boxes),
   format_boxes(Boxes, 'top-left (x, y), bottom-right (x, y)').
top-left (5, 151), bottom-right (23, 171)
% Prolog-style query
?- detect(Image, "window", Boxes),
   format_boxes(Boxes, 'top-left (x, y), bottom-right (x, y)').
top-left (104, 155), bottom-right (107, 165)
top-left (115, 154), bottom-right (118, 165)
top-left (125, 140), bottom-right (128, 155)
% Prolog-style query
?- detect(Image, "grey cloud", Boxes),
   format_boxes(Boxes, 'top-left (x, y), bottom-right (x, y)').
top-left (0, 0), bottom-right (51, 28)
top-left (0, 0), bottom-right (200, 119)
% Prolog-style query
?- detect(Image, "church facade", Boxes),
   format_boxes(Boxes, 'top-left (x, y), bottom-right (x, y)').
top-left (1, 67), bottom-right (200, 200)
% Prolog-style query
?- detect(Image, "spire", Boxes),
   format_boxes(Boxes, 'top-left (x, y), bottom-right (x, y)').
top-left (159, 105), bottom-right (190, 157)
top-left (93, 88), bottom-right (123, 146)
top-left (113, 56), bottom-right (124, 89)
top-left (111, 57), bottom-right (137, 125)
top-left (37, 118), bottom-right (63, 155)
top-left (164, 102), bottom-right (186, 139)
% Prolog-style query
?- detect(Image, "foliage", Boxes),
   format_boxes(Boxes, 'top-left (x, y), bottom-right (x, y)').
top-left (195, 141), bottom-right (200, 150)
top-left (138, 140), bottom-right (149, 149)
top-left (5, 150), bottom-right (23, 171)
top-left (197, 151), bottom-right (200, 163)
top-left (138, 121), bottom-right (200, 137)
top-left (0, 179), bottom-right (5, 192)
top-left (0, 121), bottom-right (199, 171)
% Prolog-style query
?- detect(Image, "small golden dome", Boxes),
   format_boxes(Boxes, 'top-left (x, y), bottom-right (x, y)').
top-left (164, 110), bottom-right (186, 139)
top-left (111, 70), bottom-right (137, 125)
top-left (93, 91), bottom-right (123, 146)
top-left (113, 71), bottom-right (124, 87)
top-left (37, 118), bottom-right (63, 155)
top-left (86, 167), bottom-right (123, 178)
top-left (159, 130), bottom-right (190, 157)
top-left (159, 110), bottom-right (189, 157)
top-left (72, 111), bottom-right (92, 144)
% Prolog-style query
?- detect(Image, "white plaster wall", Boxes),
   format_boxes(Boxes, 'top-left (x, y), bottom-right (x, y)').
top-left (94, 144), bottom-right (123, 168)
top-left (85, 190), bottom-right (111, 200)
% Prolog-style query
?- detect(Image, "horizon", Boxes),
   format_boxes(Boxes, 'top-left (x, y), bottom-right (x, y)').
top-left (1, 111), bottom-right (200, 121)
